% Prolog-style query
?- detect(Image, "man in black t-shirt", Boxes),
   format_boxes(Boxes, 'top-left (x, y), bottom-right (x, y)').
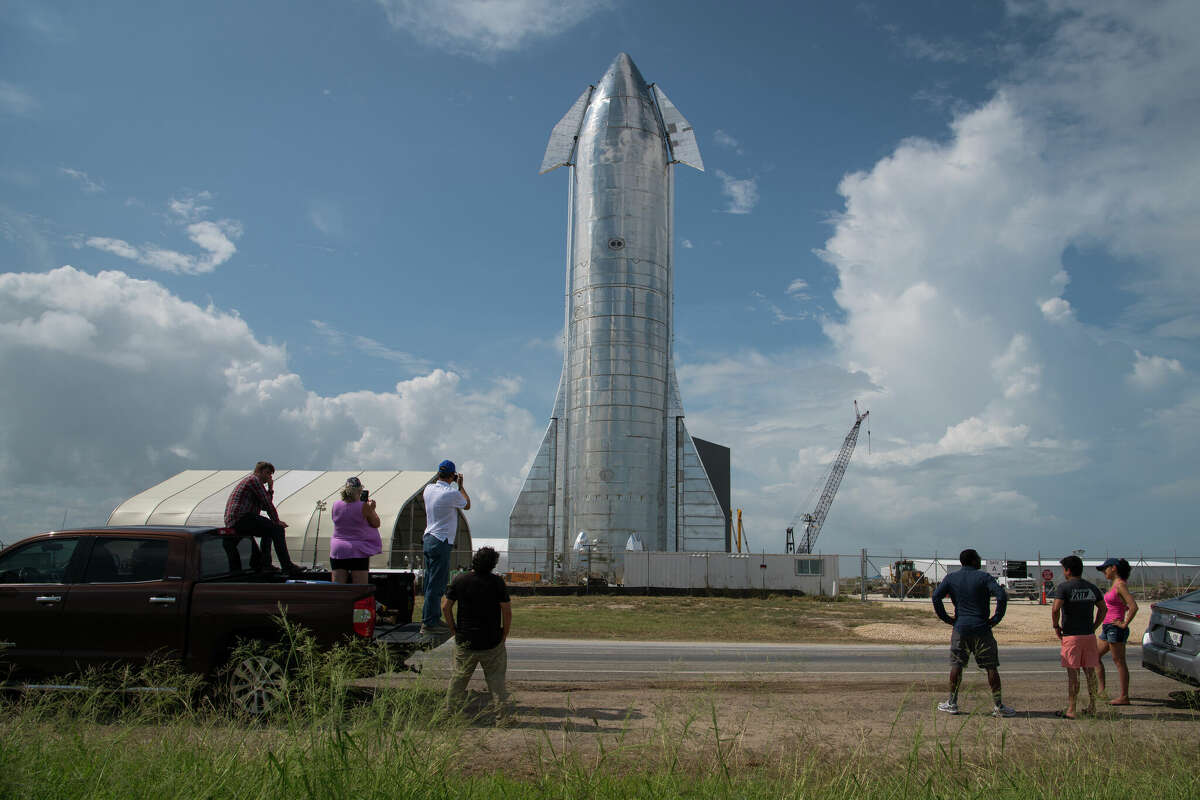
top-left (1051, 554), bottom-right (1107, 718)
top-left (442, 546), bottom-right (512, 713)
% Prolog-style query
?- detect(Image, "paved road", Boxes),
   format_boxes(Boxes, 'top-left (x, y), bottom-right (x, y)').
top-left (413, 639), bottom-right (1155, 683)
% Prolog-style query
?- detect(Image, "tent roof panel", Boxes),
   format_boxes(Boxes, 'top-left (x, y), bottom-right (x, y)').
top-left (107, 470), bottom-right (217, 527)
top-left (145, 470), bottom-right (249, 527)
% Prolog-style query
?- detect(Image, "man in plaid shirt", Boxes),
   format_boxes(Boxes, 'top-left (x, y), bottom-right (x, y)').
top-left (224, 461), bottom-right (303, 576)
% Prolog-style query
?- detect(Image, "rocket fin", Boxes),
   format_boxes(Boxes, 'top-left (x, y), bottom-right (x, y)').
top-left (676, 419), bottom-right (727, 551)
top-left (652, 86), bottom-right (704, 172)
top-left (508, 369), bottom-right (567, 562)
top-left (507, 417), bottom-right (558, 554)
top-left (667, 365), bottom-right (684, 418)
top-left (540, 87), bottom-right (594, 174)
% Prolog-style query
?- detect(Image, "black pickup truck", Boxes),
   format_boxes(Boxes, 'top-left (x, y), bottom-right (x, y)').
top-left (0, 526), bottom-right (446, 712)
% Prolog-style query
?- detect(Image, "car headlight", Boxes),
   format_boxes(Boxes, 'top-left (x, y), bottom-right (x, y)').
top-left (1142, 631), bottom-right (1152, 646)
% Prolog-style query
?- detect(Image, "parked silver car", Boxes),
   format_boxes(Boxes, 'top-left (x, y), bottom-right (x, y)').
top-left (1142, 588), bottom-right (1200, 686)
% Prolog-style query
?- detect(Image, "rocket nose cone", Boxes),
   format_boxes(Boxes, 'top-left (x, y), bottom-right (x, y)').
top-left (596, 52), bottom-right (649, 99)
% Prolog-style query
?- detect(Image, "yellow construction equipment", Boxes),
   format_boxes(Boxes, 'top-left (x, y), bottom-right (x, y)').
top-left (886, 559), bottom-right (932, 598)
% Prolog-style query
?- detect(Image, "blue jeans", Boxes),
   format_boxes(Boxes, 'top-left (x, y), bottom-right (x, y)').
top-left (422, 534), bottom-right (452, 628)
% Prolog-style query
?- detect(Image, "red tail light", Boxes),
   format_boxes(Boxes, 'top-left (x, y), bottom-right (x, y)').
top-left (353, 596), bottom-right (376, 638)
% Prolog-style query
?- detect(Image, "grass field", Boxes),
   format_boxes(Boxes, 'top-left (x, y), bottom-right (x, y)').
top-left (4, 673), bottom-right (1198, 800)
top-left (3, 623), bottom-right (1198, 799)
top-left (424, 593), bottom-right (935, 642)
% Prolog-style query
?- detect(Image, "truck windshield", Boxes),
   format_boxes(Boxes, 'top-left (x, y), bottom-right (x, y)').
top-left (197, 534), bottom-right (256, 578)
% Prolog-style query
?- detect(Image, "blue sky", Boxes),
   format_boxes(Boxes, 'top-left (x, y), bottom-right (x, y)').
top-left (1, 0), bottom-right (1197, 559)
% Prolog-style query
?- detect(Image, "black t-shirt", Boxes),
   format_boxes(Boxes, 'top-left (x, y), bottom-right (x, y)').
top-left (445, 571), bottom-right (510, 650)
top-left (1053, 578), bottom-right (1104, 636)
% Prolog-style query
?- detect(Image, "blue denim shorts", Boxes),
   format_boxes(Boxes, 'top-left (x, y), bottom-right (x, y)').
top-left (1099, 623), bottom-right (1130, 643)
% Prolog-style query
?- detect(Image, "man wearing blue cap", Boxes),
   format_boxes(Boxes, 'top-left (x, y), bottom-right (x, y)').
top-left (421, 459), bottom-right (470, 633)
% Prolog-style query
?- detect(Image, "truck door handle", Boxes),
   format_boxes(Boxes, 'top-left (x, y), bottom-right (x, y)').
top-left (35, 595), bottom-right (62, 604)
top-left (149, 596), bottom-right (176, 606)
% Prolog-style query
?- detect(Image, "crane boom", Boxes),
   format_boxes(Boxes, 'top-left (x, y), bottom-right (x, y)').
top-left (789, 402), bottom-right (869, 554)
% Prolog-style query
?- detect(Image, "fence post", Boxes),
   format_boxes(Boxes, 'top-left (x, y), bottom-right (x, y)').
top-left (860, 548), bottom-right (868, 600)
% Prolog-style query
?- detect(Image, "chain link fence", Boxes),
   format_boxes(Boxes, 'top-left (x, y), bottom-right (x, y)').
top-left (386, 546), bottom-right (1200, 599)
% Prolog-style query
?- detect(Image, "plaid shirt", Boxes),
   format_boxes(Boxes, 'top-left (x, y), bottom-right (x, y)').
top-left (223, 474), bottom-right (280, 528)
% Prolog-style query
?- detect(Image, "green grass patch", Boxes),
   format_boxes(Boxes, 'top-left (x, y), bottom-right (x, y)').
top-left (426, 593), bottom-right (935, 642)
top-left (3, 628), bottom-right (1198, 799)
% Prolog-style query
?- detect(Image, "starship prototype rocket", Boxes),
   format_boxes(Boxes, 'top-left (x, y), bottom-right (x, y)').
top-left (508, 53), bottom-right (728, 570)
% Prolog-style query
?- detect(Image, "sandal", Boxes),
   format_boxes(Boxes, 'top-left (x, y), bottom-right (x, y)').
top-left (1054, 709), bottom-right (1076, 719)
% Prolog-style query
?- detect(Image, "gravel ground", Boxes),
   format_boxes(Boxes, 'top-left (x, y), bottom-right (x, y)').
top-left (852, 598), bottom-right (1151, 644)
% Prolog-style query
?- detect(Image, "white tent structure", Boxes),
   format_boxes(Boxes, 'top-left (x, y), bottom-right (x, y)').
top-left (107, 469), bottom-right (472, 570)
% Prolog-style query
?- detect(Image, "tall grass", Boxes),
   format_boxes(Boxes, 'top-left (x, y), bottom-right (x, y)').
top-left (1, 626), bottom-right (1197, 800)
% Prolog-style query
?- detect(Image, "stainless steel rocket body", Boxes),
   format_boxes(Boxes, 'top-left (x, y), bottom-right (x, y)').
top-left (565, 58), bottom-right (672, 547)
top-left (509, 54), bottom-right (727, 572)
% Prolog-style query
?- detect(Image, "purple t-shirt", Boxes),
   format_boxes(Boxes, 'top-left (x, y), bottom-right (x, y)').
top-left (330, 500), bottom-right (382, 560)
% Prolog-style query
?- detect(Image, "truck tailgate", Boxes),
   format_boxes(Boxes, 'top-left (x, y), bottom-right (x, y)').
top-left (187, 581), bottom-right (374, 672)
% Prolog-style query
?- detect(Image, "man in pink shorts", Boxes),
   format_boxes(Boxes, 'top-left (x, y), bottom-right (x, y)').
top-left (1050, 554), bottom-right (1107, 718)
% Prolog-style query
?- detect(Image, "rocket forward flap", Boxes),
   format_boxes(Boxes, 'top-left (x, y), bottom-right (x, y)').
top-left (540, 87), bottom-right (594, 174)
top-left (652, 86), bottom-right (704, 171)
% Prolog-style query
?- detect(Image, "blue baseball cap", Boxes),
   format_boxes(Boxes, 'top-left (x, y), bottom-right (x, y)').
top-left (1096, 558), bottom-right (1122, 571)
top-left (437, 459), bottom-right (456, 477)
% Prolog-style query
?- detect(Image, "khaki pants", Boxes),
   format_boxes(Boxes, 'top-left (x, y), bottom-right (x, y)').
top-left (446, 640), bottom-right (508, 709)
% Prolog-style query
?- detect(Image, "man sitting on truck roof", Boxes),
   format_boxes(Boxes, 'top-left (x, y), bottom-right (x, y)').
top-left (223, 461), bottom-right (304, 577)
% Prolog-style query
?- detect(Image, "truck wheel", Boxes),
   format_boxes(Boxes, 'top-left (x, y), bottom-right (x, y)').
top-left (226, 654), bottom-right (286, 716)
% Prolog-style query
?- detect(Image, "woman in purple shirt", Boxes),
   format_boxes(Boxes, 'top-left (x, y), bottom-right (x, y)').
top-left (330, 476), bottom-right (382, 584)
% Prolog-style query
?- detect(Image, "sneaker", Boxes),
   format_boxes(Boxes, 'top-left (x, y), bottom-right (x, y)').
top-left (937, 700), bottom-right (959, 715)
top-left (419, 623), bottom-right (450, 635)
top-left (992, 703), bottom-right (1017, 717)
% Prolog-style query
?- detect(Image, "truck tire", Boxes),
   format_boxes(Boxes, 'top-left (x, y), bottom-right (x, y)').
top-left (226, 653), bottom-right (286, 716)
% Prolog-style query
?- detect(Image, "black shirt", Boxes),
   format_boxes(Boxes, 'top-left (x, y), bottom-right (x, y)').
top-left (445, 571), bottom-right (510, 650)
top-left (1053, 578), bottom-right (1105, 636)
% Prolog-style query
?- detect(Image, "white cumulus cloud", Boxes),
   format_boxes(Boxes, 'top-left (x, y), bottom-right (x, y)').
top-left (86, 194), bottom-right (241, 275)
top-left (0, 267), bottom-right (539, 543)
top-left (714, 170), bottom-right (759, 215)
top-left (59, 167), bottom-right (104, 193)
top-left (793, 0), bottom-right (1200, 553)
top-left (374, 0), bottom-right (610, 59)
top-left (1127, 350), bottom-right (1184, 390)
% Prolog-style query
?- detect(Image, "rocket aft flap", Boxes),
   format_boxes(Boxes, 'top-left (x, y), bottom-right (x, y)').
top-left (508, 54), bottom-right (727, 574)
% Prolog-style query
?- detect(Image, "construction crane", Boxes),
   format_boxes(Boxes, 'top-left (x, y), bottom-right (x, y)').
top-left (786, 401), bottom-right (870, 554)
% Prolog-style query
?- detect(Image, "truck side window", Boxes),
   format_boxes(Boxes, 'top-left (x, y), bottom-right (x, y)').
top-left (81, 538), bottom-right (170, 583)
top-left (198, 535), bottom-right (254, 578)
top-left (0, 538), bottom-right (80, 584)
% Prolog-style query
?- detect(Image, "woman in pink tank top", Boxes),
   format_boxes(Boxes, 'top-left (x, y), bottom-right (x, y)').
top-left (329, 476), bottom-right (382, 585)
top-left (1095, 557), bottom-right (1138, 705)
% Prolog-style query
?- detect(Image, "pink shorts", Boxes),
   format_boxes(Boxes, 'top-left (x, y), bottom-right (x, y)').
top-left (1060, 634), bottom-right (1100, 669)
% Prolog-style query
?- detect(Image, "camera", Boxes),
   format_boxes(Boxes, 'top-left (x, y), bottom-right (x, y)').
top-left (360, 489), bottom-right (369, 502)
